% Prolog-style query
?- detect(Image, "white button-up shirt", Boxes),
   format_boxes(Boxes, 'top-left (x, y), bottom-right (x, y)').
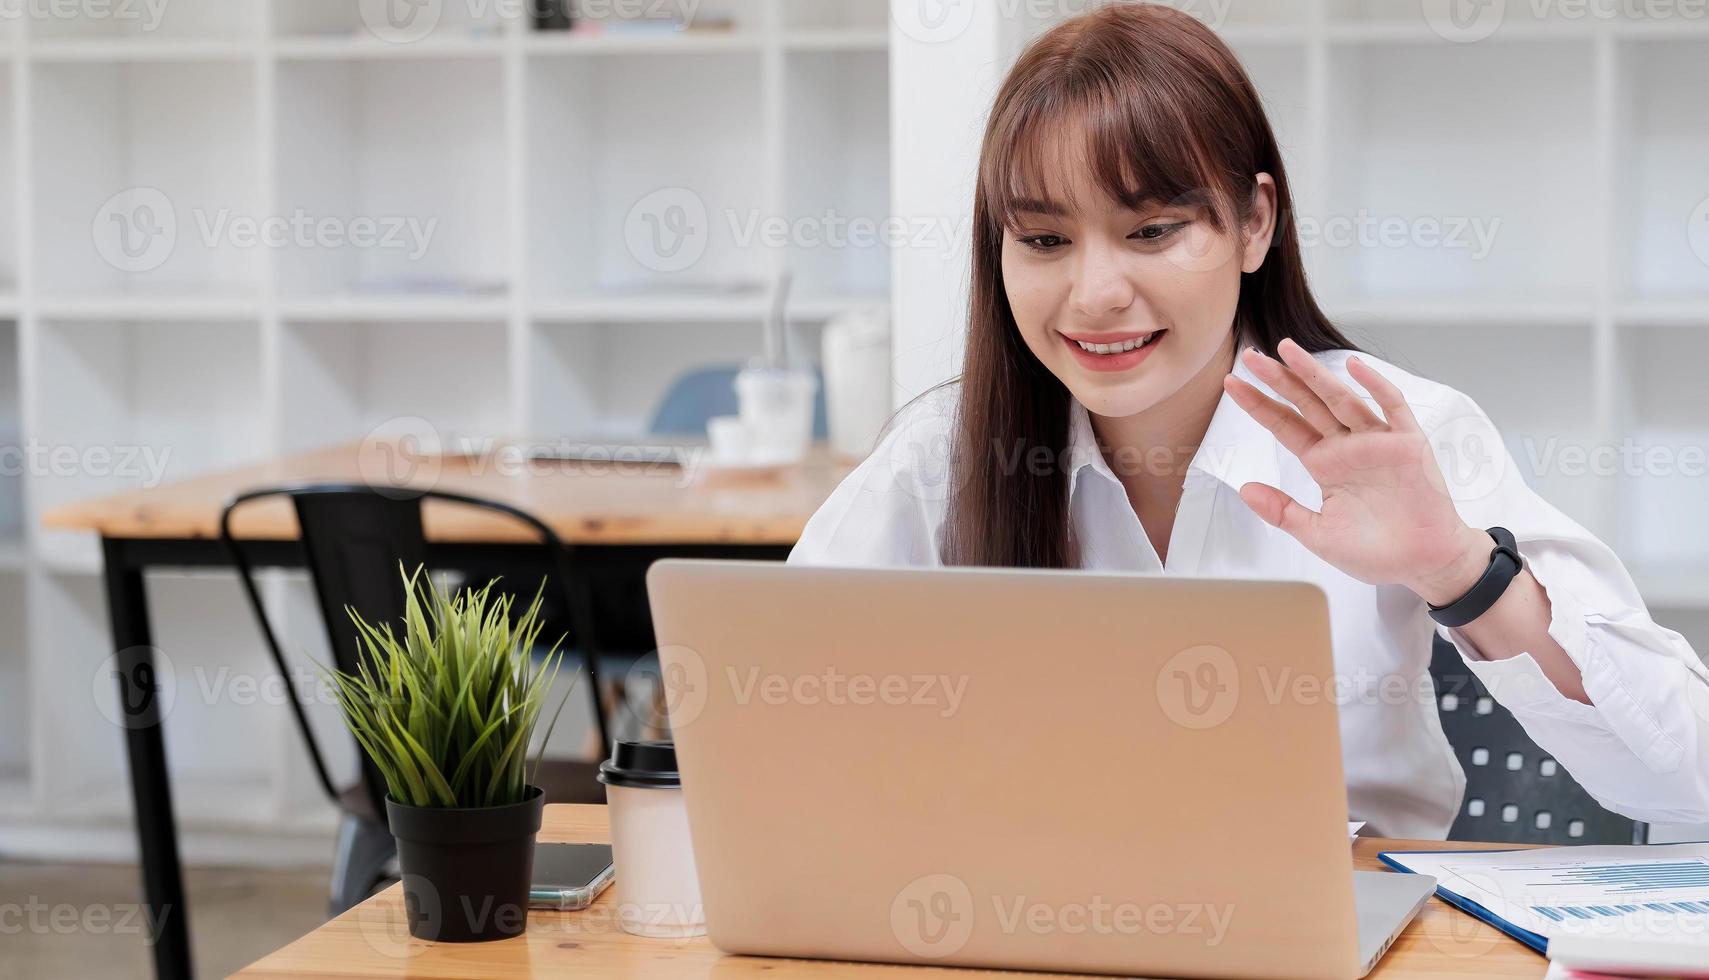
top-left (788, 346), bottom-right (1709, 839)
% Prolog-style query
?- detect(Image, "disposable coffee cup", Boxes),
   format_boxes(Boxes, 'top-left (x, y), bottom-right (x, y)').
top-left (597, 740), bottom-right (706, 938)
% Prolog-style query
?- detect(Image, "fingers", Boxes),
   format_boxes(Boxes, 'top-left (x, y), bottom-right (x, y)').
top-left (1274, 338), bottom-right (1384, 432)
top-left (1224, 374), bottom-right (1318, 458)
top-left (1237, 482), bottom-right (1320, 545)
top-left (1240, 345), bottom-right (1348, 437)
top-left (1345, 354), bottom-right (1421, 434)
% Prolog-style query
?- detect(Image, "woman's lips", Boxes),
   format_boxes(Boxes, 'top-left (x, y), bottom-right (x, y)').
top-left (1059, 329), bottom-right (1165, 373)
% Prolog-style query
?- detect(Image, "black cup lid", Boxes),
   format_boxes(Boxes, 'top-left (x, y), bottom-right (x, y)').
top-left (598, 740), bottom-right (681, 789)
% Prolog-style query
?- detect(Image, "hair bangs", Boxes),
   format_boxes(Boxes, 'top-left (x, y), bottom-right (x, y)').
top-left (980, 66), bottom-right (1240, 235)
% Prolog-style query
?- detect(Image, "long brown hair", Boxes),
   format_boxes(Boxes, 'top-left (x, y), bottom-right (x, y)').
top-left (936, 4), bottom-right (1359, 569)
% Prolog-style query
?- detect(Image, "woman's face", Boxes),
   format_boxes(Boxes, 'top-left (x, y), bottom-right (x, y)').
top-left (1000, 156), bottom-right (1277, 421)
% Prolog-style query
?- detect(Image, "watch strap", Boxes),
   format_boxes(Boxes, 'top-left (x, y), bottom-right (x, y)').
top-left (1427, 526), bottom-right (1523, 629)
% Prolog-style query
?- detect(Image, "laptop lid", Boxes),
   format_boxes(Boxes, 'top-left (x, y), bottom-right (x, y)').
top-left (645, 560), bottom-right (1364, 980)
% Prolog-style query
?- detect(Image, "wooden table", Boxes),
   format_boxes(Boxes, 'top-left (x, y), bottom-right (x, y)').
top-left (42, 441), bottom-right (850, 980)
top-left (236, 804), bottom-right (1548, 979)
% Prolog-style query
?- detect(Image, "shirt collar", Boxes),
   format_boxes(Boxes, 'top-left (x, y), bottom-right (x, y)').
top-left (1067, 350), bottom-right (1281, 496)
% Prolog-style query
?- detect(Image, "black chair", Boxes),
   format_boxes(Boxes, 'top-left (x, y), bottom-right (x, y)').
top-left (1429, 634), bottom-right (1645, 845)
top-left (219, 485), bottom-right (615, 914)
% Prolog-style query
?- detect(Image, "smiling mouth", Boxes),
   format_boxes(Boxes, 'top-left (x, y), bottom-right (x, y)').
top-left (1060, 329), bottom-right (1167, 356)
top-left (1068, 331), bottom-right (1161, 355)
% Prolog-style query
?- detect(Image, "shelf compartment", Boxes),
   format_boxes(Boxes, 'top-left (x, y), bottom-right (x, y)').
top-left (34, 569), bottom-right (277, 815)
top-left (1618, 39), bottom-right (1709, 303)
top-left (274, 56), bottom-right (509, 299)
top-left (526, 50), bottom-right (766, 301)
top-left (277, 318), bottom-right (511, 455)
top-left (779, 0), bottom-right (886, 31)
top-left (30, 59), bottom-right (261, 297)
top-left (273, 0), bottom-right (514, 43)
top-left (529, 318), bottom-right (824, 437)
top-left (1615, 325), bottom-right (1709, 573)
top-left (530, 289), bottom-right (885, 324)
top-left (782, 49), bottom-right (890, 300)
top-left (25, 0), bottom-right (257, 41)
top-left (1343, 319), bottom-right (1605, 536)
top-left (1319, 41), bottom-right (1597, 306)
top-left (31, 318), bottom-right (264, 566)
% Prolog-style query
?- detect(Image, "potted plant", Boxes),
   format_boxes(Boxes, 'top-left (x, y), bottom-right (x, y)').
top-left (325, 566), bottom-right (570, 942)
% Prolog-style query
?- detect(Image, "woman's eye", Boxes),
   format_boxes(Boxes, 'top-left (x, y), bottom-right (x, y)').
top-left (1131, 222), bottom-right (1186, 242)
top-left (1017, 234), bottom-right (1067, 252)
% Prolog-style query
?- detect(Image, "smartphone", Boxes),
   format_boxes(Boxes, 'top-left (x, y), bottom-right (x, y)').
top-left (530, 843), bottom-right (615, 911)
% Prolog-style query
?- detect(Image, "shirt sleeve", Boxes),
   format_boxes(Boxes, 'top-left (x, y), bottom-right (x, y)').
top-left (787, 388), bottom-right (956, 568)
top-left (1421, 387), bottom-right (1709, 824)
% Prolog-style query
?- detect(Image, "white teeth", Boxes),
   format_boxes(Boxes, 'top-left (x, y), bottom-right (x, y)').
top-left (1075, 332), bottom-right (1156, 355)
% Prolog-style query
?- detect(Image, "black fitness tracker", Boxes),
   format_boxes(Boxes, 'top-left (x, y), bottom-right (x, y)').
top-left (1427, 526), bottom-right (1523, 628)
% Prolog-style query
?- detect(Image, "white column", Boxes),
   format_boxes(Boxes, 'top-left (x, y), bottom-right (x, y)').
top-left (886, 0), bottom-right (1022, 408)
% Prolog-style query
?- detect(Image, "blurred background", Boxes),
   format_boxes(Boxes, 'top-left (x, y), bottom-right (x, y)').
top-left (0, 0), bottom-right (1707, 975)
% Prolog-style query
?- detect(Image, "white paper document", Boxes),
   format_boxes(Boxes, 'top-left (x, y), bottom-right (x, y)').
top-left (1384, 843), bottom-right (1709, 948)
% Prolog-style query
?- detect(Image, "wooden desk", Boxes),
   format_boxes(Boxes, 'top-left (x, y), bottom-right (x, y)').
top-left (43, 442), bottom-right (849, 980)
top-left (42, 440), bottom-right (852, 545)
top-left (236, 804), bottom-right (1547, 979)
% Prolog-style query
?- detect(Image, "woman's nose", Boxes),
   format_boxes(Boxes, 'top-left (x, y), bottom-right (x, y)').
top-left (1068, 242), bottom-right (1136, 317)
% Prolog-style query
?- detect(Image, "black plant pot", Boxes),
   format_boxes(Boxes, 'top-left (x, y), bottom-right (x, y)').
top-left (385, 787), bottom-right (545, 942)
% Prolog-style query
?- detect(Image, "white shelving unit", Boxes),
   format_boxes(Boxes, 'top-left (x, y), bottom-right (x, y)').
top-left (0, 0), bottom-right (1704, 860)
top-left (0, 0), bottom-right (890, 860)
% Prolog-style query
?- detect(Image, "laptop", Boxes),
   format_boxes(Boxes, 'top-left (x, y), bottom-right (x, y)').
top-left (644, 561), bottom-right (1436, 979)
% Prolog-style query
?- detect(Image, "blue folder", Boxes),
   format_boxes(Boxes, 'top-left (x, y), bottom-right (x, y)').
top-left (1378, 849), bottom-right (1550, 954)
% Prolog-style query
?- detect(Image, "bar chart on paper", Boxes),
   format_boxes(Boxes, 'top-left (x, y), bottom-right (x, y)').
top-left (1381, 843), bottom-right (1709, 949)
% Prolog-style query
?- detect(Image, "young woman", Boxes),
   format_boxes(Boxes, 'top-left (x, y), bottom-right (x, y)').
top-left (787, 4), bottom-right (1709, 840)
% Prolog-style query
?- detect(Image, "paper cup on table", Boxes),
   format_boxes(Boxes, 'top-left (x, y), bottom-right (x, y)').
top-left (705, 415), bottom-right (750, 465)
top-left (597, 740), bottom-right (705, 938)
top-left (735, 367), bottom-right (817, 465)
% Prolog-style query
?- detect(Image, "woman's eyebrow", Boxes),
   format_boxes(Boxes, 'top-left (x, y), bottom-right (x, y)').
top-left (1010, 198), bottom-right (1067, 217)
